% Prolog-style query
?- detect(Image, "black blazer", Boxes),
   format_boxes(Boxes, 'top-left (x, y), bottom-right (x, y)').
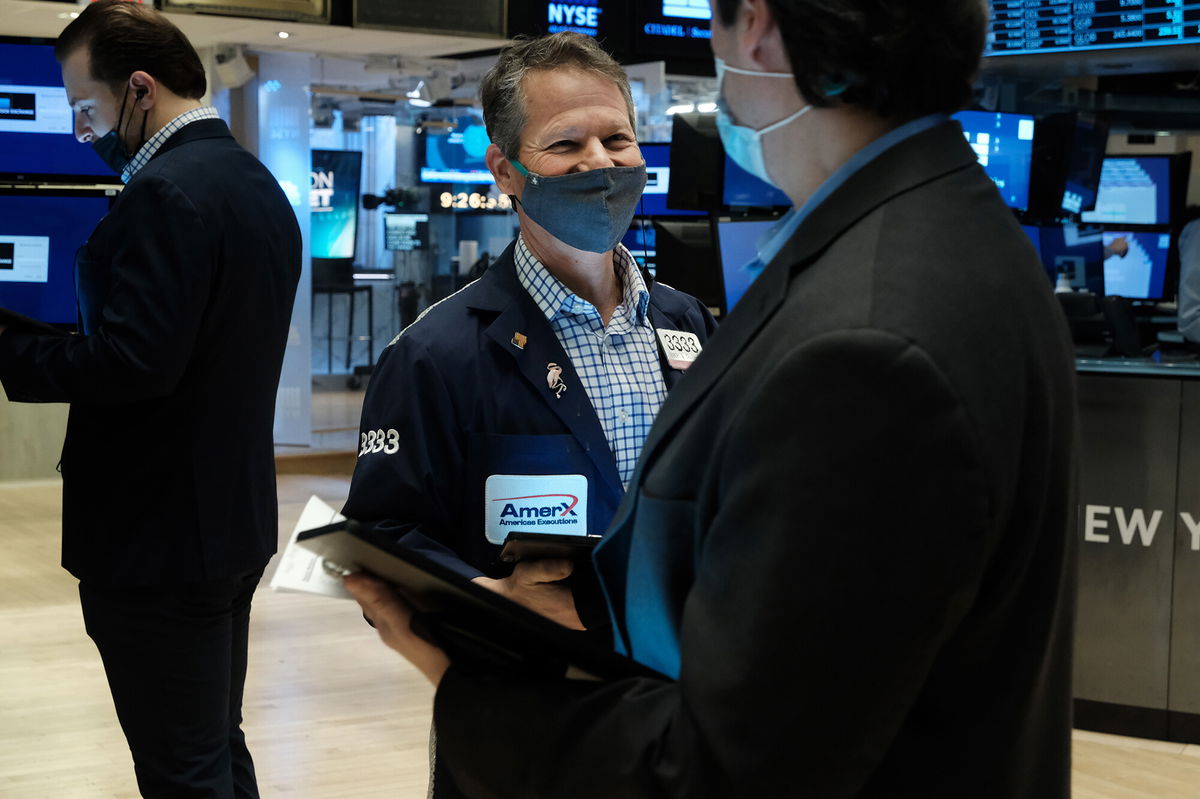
top-left (0, 119), bottom-right (301, 585)
top-left (435, 121), bottom-right (1079, 798)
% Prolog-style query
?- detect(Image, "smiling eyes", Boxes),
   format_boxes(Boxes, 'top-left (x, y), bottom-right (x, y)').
top-left (548, 133), bottom-right (636, 151)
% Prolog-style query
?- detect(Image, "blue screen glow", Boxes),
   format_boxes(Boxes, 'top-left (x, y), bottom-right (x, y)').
top-left (1082, 157), bottom-right (1174, 226)
top-left (953, 110), bottom-right (1036, 212)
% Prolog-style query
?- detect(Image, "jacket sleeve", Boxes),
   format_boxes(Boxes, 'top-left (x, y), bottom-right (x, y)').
top-left (341, 333), bottom-right (483, 580)
top-left (0, 176), bottom-right (213, 405)
top-left (433, 330), bottom-right (992, 798)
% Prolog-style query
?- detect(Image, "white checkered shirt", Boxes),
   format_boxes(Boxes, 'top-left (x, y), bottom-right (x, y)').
top-left (122, 106), bottom-right (221, 183)
top-left (515, 235), bottom-right (668, 488)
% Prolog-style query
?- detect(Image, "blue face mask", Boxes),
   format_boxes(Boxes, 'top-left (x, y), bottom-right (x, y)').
top-left (92, 86), bottom-right (145, 180)
top-left (714, 57), bottom-right (811, 188)
top-left (510, 159), bottom-right (647, 254)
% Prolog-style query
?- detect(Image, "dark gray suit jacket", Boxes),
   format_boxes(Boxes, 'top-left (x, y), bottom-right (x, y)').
top-left (435, 120), bottom-right (1078, 798)
top-left (0, 119), bottom-right (301, 586)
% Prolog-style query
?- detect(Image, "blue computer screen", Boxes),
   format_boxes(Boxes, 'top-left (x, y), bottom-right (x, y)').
top-left (310, 149), bottom-right (362, 260)
top-left (0, 191), bottom-right (112, 326)
top-left (1038, 225), bottom-right (1105, 294)
top-left (621, 222), bottom-right (656, 270)
top-left (716, 218), bottom-right (777, 312)
top-left (0, 39), bottom-right (119, 182)
top-left (1102, 230), bottom-right (1171, 300)
top-left (1081, 157), bottom-right (1173, 226)
top-left (420, 116), bottom-right (494, 185)
top-left (723, 155), bottom-right (792, 210)
top-left (952, 110), bottom-right (1035, 212)
top-left (639, 143), bottom-right (705, 217)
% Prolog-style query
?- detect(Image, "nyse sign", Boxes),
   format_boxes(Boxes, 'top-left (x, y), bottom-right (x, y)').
top-left (1083, 504), bottom-right (1200, 551)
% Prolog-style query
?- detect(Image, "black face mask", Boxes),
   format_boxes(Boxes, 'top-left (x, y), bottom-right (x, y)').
top-left (91, 85), bottom-right (146, 179)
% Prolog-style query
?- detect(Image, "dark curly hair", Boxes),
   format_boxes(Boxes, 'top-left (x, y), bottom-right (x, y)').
top-left (712, 0), bottom-right (987, 120)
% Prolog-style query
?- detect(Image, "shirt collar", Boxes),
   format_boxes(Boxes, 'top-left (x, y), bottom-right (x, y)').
top-left (122, 106), bottom-right (220, 183)
top-left (515, 235), bottom-right (651, 326)
top-left (754, 113), bottom-right (949, 269)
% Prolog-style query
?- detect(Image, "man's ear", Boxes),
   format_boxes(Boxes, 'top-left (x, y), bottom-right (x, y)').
top-left (486, 143), bottom-right (523, 199)
top-left (129, 71), bottom-right (155, 108)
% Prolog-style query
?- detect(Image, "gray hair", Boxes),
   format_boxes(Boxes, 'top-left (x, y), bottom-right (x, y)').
top-left (480, 32), bottom-right (637, 161)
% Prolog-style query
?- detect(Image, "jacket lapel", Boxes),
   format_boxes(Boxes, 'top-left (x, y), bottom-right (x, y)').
top-left (475, 250), bottom-right (624, 500)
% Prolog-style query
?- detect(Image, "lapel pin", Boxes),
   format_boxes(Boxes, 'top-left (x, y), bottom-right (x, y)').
top-left (546, 362), bottom-right (567, 399)
top-left (512, 332), bottom-right (527, 350)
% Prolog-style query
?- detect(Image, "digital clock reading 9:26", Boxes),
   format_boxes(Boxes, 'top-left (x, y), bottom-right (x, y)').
top-left (439, 191), bottom-right (513, 211)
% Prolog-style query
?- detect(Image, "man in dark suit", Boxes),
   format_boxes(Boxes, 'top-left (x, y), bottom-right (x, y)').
top-left (0, 2), bottom-right (301, 796)
top-left (345, 1), bottom-right (1079, 796)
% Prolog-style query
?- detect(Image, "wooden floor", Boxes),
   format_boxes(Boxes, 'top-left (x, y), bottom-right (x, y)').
top-left (3, 472), bottom-right (1200, 797)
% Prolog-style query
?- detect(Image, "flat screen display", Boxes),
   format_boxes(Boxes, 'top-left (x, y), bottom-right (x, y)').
top-left (1103, 230), bottom-right (1172, 300)
top-left (311, 149), bottom-right (362, 260)
top-left (986, 2), bottom-right (1200, 56)
top-left (1081, 157), bottom-right (1173, 226)
top-left (1038, 224), bottom-right (1105, 294)
top-left (715, 218), bottom-right (777, 313)
top-left (0, 189), bottom-right (114, 327)
top-left (420, 116), bottom-right (494, 185)
top-left (639, 143), bottom-right (705, 217)
top-left (0, 37), bottom-right (119, 184)
top-left (384, 213), bottom-right (429, 251)
top-left (632, 0), bottom-right (713, 61)
top-left (723, 155), bottom-right (792, 210)
top-left (953, 110), bottom-right (1035, 211)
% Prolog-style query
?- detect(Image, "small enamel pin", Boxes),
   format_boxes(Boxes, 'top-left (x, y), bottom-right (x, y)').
top-left (512, 332), bottom-right (527, 350)
top-left (546, 362), bottom-right (567, 399)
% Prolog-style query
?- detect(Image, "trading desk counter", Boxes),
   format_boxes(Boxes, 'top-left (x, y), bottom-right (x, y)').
top-left (1073, 360), bottom-right (1200, 744)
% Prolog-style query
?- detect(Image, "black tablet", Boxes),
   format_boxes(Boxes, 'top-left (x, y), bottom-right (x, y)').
top-left (499, 531), bottom-right (601, 564)
top-left (295, 520), bottom-right (663, 681)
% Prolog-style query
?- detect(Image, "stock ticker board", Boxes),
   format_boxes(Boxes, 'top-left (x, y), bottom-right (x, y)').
top-left (987, 1), bottom-right (1200, 56)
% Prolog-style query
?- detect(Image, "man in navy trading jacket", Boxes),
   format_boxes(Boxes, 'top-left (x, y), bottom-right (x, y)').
top-left (0, 2), bottom-right (301, 796)
top-left (340, 31), bottom-right (715, 797)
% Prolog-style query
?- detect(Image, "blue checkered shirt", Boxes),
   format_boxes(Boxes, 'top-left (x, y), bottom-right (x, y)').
top-left (122, 106), bottom-right (221, 183)
top-left (515, 236), bottom-right (668, 488)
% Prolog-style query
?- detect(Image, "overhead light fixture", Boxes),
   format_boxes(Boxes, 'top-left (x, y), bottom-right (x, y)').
top-left (696, 102), bottom-right (717, 113)
top-left (666, 103), bottom-right (696, 115)
top-left (56, 11), bottom-right (79, 19)
top-left (407, 80), bottom-right (432, 108)
top-left (277, 31), bottom-right (291, 39)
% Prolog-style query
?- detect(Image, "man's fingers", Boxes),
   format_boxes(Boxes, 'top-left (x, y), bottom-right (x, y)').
top-left (514, 558), bottom-right (574, 585)
top-left (344, 572), bottom-right (408, 630)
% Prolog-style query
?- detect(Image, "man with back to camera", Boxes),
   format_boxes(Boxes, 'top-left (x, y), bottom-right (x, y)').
top-left (0, 1), bottom-right (301, 796)
top-left (345, 0), bottom-right (1080, 796)
top-left (339, 31), bottom-right (716, 797)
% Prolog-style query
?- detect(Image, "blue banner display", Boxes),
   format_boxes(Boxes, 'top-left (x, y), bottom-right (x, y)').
top-left (310, 149), bottom-right (363, 259)
top-left (987, 1), bottom-right (1200, 57)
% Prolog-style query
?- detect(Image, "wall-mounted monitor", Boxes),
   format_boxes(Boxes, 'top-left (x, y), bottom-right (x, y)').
top-left (310, 149), bottom-right (362, 260)
top-left (506, 0), bottom-right (630, 57)
top-left (1037, 224), bottom-right (1105, 294)
top-left (1082, 156), bottom-right (1174, 226)
top-left (953, 110), bottom-right (1035, 212)
top-left (355, 0), bottom-right (505, 36)
top-left (0, 187), bottom-right (116, 329)
top-left (986, 2), bottom-right (1200, 57)
top-left (159, 0), bottom-right (329, 23)
top-left (1102, 230), bottom-right (1172, 301)
top-left (632, 0), bottom-right (714, 67)
top-left (714, 217), bottom-right (777, 314)
top-left (384, 213), bottom-right (429, 251)
top-left (420, 116), bottom-right (494, 185)
top-left (638, 143), bottom-right (706, 217)
top-left (0, 37), bottom-right (121, 185)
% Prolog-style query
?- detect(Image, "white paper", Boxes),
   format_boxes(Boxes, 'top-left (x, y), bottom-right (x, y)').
top-left (268, 495), bottom-right (353, 599)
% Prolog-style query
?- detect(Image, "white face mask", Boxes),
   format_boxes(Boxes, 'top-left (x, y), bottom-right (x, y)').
top-left (714, 57), bottom-right (811, 187)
